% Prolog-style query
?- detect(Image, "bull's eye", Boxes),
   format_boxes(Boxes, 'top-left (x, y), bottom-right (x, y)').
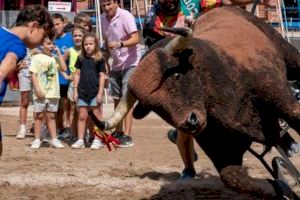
top-left (174, 73), bottom-right (180, 80)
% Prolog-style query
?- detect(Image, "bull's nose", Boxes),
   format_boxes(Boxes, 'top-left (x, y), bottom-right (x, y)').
top-left (187, 112), bottom-right (199, 126)
top-left (184, 112), bottom-right (200, 134)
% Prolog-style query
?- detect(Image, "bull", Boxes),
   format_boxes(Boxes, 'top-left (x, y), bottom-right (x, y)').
top-left (91, 7), bottom-right (300, 198)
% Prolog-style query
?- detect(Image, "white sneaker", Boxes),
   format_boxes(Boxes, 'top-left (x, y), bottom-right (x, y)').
top-left (51, 139), bottom-right (65, 149)
top-left (71, 139), bottom-right (85, 149)
top-left (16, 129), bottom-right (26, 139)
top-left (90, 139), bottom-right (103, 150)
top-left (31, 139), bottom-right (42, 149)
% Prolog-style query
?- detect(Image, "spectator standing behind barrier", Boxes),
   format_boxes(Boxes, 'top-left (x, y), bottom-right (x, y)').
top-left (63, 26), bottom-right (86, 140)
top-left (74, 13), bottom-right (93, 33)
top-left (52, 13), bottom-right (74, 140)
top-left (30, 37), bottom-right (68, 149)
top-left (72, 33), bottom-right (106, 150)
top-left (73, 13), bottom-right (98, 144)
top-left (101, 0), bottom-right (141, 148)
top-left (0, 5), bottom-right (53, 157)
top-left (16, 48), bottom-right (35, 139)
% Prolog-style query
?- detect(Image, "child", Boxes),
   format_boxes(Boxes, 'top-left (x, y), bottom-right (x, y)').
top-left (52, 13), bottom-right (74, 141)
top-left (16, 48), bottom-right (34, 139)
top-left (0, 5), bottom-right (52, 157)
top-left (72, 33), bottom-right (106, 149)
top-left (30, 37), bottom-right (68, 149)
top-left (61, 26), bottom-right (86, 140)
top-left (0, 5), bottom-right (53, 105)
top-left (74, 13), bottom-right (93, 32)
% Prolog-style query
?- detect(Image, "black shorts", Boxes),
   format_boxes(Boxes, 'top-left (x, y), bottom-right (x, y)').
top-left (60, 84), bottom-right (69, 98)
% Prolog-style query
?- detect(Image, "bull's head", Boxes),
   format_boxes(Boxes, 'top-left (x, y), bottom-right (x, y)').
top-left (90, 28), bottom-right (207, 135)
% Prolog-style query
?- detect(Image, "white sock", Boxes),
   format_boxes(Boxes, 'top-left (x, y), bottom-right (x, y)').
top-left (20, 124), bottom-right (26, 131)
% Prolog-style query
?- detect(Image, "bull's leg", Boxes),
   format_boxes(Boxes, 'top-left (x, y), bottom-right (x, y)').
top-left (195, 125), bottom-right (277, 198)
top-left (262, 84), bottom-right (300, 136)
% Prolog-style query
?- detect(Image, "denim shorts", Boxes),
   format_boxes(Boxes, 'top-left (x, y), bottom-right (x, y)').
top-left (77, 97), bottom-right (98, 107)
top-left (109, 66), bottom-right (136, 100)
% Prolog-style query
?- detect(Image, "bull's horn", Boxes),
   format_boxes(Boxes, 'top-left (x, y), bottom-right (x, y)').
top-left (160, 27), bottom-right (193, 55)
top-left (89, 89), bottom-right (136, 130)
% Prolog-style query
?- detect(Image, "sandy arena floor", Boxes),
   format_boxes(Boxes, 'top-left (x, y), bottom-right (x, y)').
top-left (0, 104), bottom-right (299, 200)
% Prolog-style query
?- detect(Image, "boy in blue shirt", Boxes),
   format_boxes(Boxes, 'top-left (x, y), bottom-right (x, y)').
top-left (0, 5), bottom-right (53, 105)
top-left (0, 5), bottom-right (53, 156)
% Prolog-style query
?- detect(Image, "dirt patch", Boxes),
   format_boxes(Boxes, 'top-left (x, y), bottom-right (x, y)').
top-left (0, 105), bottom-right (299, 199)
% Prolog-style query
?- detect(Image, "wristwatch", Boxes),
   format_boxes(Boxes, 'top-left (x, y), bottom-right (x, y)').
top-left (120, 42), bottom-right (124, 48)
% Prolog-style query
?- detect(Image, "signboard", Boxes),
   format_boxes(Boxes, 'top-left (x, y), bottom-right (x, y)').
top-left (48, 1), bottom-right (72, 12)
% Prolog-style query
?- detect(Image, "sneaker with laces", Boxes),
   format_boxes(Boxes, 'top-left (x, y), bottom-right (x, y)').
top-left (118, 135), bottom-right (134, 148)
top-left (16, 129), bottom-right (26, 139)
top-left (71, 139), bottom-right (85, 149)
top-left (31, 138), bottom-right (42, 149)
top-left (90, 138), bottom-right (103, 150)
top-left (58, 127), bottom-right (72, 141)
top-left (51, 139), bottom-right (65, 148)
top-left (111, 130), bottom-right (124, 139)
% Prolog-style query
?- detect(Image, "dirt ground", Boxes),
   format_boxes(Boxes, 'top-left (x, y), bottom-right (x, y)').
top-left (0, 104), bottom-right (300, 200)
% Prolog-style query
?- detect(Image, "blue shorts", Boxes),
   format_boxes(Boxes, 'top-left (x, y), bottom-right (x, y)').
top-left (77, 97), bottom-right (98, 107)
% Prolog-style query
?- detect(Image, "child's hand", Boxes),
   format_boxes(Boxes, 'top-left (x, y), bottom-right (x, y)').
top-left (69, 74), bottom-right (75, 81)
top-left (17, 60), bottom-right (28, 71)
top-left (96, 93), bottom-right (103, 104)
top-left (108, 41), bottom-right (122, 50)
top-left (53, 46), bottom-right (61, 55)
top-left (36, 90), bottom-right (45, 99)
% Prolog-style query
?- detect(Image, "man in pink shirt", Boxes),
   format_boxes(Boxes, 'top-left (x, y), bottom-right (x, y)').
top-left (101, 0), bottom-right (141, 147)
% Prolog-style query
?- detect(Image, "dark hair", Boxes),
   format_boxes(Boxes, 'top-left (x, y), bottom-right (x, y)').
top-left (15, 5), bottom-right (53, 31)
top-left (51, 13), bottom-right (65, 22)
top-left (64, 22), bottom-right (75, 33)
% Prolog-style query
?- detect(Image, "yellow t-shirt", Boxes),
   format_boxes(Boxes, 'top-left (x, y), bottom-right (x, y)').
top-left (30, 53), bottom-right (60, 99)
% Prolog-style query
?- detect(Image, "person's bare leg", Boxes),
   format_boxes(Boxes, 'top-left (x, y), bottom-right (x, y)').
top-left (34, 112), bottom-right (44, 139)
top-left (69, 102), bottom-right (77, 136)
top-left (45, 112), bottom-right (58, 139)
top-left (124, 107), bottom-right (133, 136)
top-left (17, 91), bottom-right (30, 138)
top-left (64, 98), bottom-right (71, 128)
top-left (19, 91), bottom-right (30, 125)
top-left (77, 107), bottom-right (88, 140)
top-left (176, 129), bottom-right (195, 178)
top-left (114, 99), bottom-right (123, 132)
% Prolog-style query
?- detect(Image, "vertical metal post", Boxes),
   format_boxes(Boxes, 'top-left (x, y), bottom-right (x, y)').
top-left (20, 0), bottom-right (25, 9)
top-left (0, 123), bottom-right (2, 157)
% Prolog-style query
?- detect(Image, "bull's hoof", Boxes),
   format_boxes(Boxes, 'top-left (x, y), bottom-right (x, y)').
top-left (179, 168), bottom-right (196, 180)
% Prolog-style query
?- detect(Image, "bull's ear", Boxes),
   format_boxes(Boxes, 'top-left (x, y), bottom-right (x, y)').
top-left (133, 102), bottom-right (151, 119)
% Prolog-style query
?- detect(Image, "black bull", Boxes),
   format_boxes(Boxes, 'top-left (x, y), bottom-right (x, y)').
top-left (91, 7), bottom-right (300, 198)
